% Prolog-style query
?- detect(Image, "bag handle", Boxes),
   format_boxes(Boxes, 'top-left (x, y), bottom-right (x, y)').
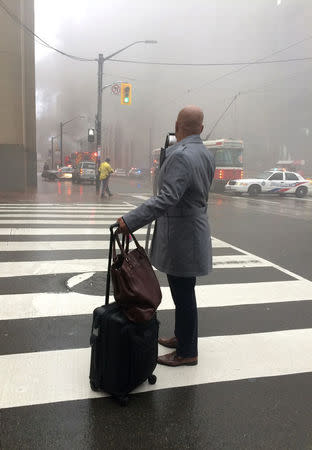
top-left (105, 222), bottom-right (119, 306)
top-left (116, 229), bottom-right (145, 254)
top-left (114, 230), bottom-right (130, 255)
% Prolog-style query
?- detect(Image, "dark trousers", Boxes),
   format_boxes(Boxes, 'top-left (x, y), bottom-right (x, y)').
top-left (167, 274), bottom-right (198, 358)
top-left (100, 177), bottom-right (112, 197)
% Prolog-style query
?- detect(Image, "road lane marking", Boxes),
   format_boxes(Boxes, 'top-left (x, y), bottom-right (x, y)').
top-left (0, 237), bottom-right (224, 251)
top-left (216, 237), bottom-right (305, 281)
top-left (0, 213), bottom-right (132, 218)
top-left (129, 195), bottom-right (151, 201)
top-left (0, 255), bottom-right (270, 278)
top-left (1, 329), bottom-right (312, 408)
top-left (1, 280), bottom-right (312, 320)
top-left (0, 240), bottom-right (147, 251)
top-left (220, 194), bottom-right (312, 204)
top-left (0, 208), bottom-right (134, 214)
top-left (0, 220), bottom-right (129, 225)
top-left (66, 272), bottom-right (96, 289)
top-left (0, 203), bottom-right (133, 207)
top-left (0, 228), bottom-right (127, 235)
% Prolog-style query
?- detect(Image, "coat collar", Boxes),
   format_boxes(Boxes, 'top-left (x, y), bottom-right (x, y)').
top-left (179, 134), bottom-right (203, 145)
top-left (165, 134), bottom-right (203, 159)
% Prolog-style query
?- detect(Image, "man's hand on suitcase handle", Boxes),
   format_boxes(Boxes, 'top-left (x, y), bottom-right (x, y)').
top-left (117, 217), bottom-right (129, 235)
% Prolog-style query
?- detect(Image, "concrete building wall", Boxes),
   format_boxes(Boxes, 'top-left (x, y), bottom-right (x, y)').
top-left (0, 0), bottom-right (36, 192)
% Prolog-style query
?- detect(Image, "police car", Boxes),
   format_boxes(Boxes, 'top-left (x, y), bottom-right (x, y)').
top-left (225, 170), bottom-right (310, 198)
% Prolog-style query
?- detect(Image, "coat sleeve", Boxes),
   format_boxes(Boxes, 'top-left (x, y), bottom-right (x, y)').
top-left (123, 151), bottom-right (190, 232)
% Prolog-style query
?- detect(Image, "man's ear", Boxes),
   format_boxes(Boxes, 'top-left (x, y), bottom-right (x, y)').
top-left (200, 124), bottom-right (204, 134)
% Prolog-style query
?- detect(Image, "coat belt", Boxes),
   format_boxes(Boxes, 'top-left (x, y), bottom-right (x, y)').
top-left (166, 205), bottom-right (207, 217)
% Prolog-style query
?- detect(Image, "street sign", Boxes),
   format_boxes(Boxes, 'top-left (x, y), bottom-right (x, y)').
top-left (111, 84), bottom-right (121, 95)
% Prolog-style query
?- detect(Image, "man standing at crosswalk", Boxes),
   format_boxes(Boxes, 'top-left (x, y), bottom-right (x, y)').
top-left (117, 105), bottom-right (215, 367)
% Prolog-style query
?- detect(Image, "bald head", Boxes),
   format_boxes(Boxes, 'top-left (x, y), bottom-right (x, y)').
top-left (175, 105), bottom-right (204, 142)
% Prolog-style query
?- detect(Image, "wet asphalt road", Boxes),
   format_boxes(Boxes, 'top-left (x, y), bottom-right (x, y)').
top-left (0, 176), bottom-right (312, 450)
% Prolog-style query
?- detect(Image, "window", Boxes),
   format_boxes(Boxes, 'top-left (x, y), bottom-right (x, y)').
top-left (285, 173), bottom-right (299, 180)
top-left (269, 172), bottom-right (283, 181)
top-left (82, 163), bottom-right (95, 169)
top-left (255, 171), bottom-right (273, 179)
top-left (213, 148), bottom-right (243, 167)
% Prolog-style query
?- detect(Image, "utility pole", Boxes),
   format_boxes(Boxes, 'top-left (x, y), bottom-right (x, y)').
top-left (95, 41), bottom-right (157, 162)
top-left (60, 122), bottom-right (63, 166)
top-left (149, 127), bottom-right (152, 170)
top-left (51, 136), bottom-right (55, 169)
top-left (96, 53), bottom-right (104, 159)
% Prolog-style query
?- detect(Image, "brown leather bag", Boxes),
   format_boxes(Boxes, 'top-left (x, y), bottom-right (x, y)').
top-left (110, 230), bottom-right (162, 323)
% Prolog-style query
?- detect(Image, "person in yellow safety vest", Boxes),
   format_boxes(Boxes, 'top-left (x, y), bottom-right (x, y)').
top-left (99, 157), bottom-right (114, 198)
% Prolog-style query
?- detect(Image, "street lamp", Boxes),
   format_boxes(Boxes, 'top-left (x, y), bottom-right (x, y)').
top-left (60, 115), bottom-right (85, 165)
top-left (96, 40), bottom-right (157, 155)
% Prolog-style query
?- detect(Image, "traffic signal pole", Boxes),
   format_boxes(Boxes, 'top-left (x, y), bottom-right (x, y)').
top-left (96, 53), bottom-right (104, 157)
top-left (94, 42), bottom-right (157, 192)
top-left (60, 122), bottom-right (63, 166)
top-left (95, 42), bottom-right (156, 158)
top-left (95, 54), bottom-right (104, 193)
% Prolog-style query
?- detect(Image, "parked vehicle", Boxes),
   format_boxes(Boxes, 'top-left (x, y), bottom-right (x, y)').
top-left (56, 166), bottom-right (74, 180)
top-left (225, 170), bottom-right (310, 198)
top-left (72, 161), bottom-right (96, 184)
top-left (128, 167), bottom-right (149, 179)
top-left (112, 168), bottom-right (127, 177)
top-left (41, 169), bottom-right (58, 181)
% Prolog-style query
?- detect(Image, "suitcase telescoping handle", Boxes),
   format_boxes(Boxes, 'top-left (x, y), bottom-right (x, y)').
top-left (105, 222), bottom-right (119, 305)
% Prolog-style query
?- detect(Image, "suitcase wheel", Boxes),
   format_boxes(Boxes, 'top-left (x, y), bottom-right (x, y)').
top-left (90, 381), bottom-right (100, 392)
top-left (116, 395), bottom-right (129, 407)
top-left (148, 374), bottom-right (157, 385)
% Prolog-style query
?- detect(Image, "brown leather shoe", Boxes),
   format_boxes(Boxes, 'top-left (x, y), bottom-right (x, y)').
top-left (158, 336), bottom-right (178, 349)
top-left (157, 351), bottom-right (198, 367)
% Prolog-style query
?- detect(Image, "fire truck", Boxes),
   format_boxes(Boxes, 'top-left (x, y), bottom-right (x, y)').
top-left (151, 138), bottom-right (244, 192)
top-left (66, 151), bottom-right (98, 168)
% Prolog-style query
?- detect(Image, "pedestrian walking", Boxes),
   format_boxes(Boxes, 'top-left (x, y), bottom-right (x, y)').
top-left (99, 158), bottom-right (114, 198)
top-left (117, 105), bottom-right (215, 367)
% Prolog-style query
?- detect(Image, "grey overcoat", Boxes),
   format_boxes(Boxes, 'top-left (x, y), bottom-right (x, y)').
top-left (123, 134), bottom-right (215, 277)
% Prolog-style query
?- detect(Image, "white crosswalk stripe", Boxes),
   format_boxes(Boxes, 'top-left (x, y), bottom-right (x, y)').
top-left (0, 237), bottom-right (225, 251)
top-left (1, 280), bottom-right (312, 320)
top-left (1, 329), bottom-right (312, 409)
top-left (0, 202), bottom-right (311, 412)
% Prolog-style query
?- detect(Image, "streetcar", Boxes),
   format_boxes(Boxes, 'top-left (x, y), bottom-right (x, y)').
top-left (203, 138), bottom-right (244, 191)
top-left (151, 138), bottom-right (244, 192)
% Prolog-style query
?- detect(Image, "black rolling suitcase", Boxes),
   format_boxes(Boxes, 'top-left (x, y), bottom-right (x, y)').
top-left (89, 224), bottom-right (159, 405)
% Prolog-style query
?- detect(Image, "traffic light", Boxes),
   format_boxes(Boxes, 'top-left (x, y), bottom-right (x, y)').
top-left (88, 128), bottom-right (95, 142)
top-left (121, 83), bottom-right (132, 105)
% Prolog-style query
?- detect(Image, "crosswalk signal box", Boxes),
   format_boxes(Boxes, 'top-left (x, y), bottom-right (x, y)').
top-left (121, 83), bottom-right (132, 105)
top-left (88, 128), bottom-right (95, 142)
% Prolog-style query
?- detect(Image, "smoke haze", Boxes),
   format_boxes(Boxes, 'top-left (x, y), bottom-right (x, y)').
top-left (35, 0), bottom-right (312, 171)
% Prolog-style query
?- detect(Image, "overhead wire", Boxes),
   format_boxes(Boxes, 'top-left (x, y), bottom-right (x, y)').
top-left (183, 34), bottom-right (312, 95)
top-left (109, 56), bottom-right (312, 66)
top-left (205, 94), bottom-right (240, 139)
top-left (1, 0), bottom-right (311, 67)
top-left (149, 34), bottom-right (312, 113)
top-left (0, 0), bottom-right (96, 62)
